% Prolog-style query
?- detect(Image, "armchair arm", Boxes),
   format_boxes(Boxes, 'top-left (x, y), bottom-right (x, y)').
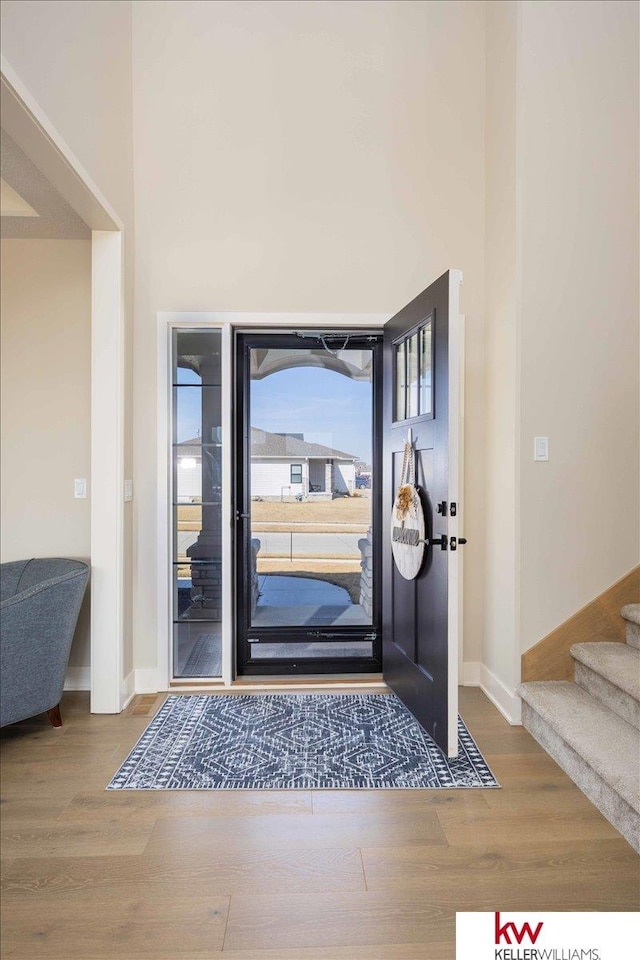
top-left (0, 571), bottom-right (88, 726)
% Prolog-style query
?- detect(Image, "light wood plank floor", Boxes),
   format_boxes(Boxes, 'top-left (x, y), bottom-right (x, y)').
top-left (1, 687), bottom-right (638, 959)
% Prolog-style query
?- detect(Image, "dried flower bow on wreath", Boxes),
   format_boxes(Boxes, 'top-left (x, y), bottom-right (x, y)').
top-left (395, 483), bottom-right (416, 519)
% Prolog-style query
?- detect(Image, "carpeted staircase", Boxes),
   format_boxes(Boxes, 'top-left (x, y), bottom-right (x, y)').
top-left (518, 604), bottom-right (640, 853)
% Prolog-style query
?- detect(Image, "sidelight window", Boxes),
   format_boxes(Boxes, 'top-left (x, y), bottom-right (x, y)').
top-left (171, 329), bottom-right (223, 678)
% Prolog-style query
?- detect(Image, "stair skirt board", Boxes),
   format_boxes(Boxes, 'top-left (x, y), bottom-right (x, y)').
top-left (622, 604), bottom-right (640, 649)
top-left (573, 659), bottom-right (640, 730)
top-left (521, 700), bottom-right (640, 854)
top-left (625, 623), bottom-right (640, 650)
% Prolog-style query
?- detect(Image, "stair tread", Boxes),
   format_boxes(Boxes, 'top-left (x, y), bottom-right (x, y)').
top-left (518, 681), bottom-right (640, 812)
top-left (621, 604), bottom-right (640, 626)
top-left (571, 642), bottom-right (640, 701)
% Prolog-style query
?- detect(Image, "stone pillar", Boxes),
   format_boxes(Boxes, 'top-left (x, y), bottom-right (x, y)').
top-left (187, 355), bottom-right (223, 618)
top-left (325, 459), bottom-right (333, 497)
top-left (359, 526), bottom-right (374, 618)
top-left (250, 538), bottom-right (261, 618)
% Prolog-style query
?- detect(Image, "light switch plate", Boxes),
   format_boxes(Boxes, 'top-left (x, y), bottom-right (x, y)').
top-left (534, 437), bottom-right (549, 461)
top-left (124, 479), bottom-right (133, 502)
top-left (74, 478), bottom-right (87, 499)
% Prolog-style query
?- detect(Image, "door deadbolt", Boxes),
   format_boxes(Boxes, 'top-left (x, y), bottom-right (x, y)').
top-left (449, 537), bottom-right (467, 551)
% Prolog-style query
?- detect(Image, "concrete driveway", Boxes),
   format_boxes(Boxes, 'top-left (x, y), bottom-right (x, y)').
top-left (177, 530), bottom-right (364, 559)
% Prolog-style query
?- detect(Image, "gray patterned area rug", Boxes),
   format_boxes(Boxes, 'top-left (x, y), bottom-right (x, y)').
top-left (107, 693), bottom-right (499, 790)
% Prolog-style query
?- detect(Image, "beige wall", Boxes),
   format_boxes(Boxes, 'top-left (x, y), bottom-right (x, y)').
top-left (483, 0), bottom-right (520, 694)
top-left (3, 0), bottom-right (636, 701)
top-left (1, 0), bottom-right (136, 677)
top-left (1, 0), bottom-right (134, 226)
top-left (518, 0), bottom-right (639, 652)
top-left (0, 239), bottom-right (92, 667)
top-left (131, 0), bottom-right (487, 672)
top-left (483, 0), bottom-right (639, 711)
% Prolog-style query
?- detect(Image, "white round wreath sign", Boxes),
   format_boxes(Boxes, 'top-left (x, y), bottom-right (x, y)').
top-left (390, 438), bottom-right (425, 580)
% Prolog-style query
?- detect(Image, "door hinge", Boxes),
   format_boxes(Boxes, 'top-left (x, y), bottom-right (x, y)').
top-left (436, 501), bottom-right (447, 516)
top-left (247, 638), bottom-right (261, 644)
top-left (364, 632), bottom-right (377, 641)
top-left (450, 502), bottom-right (457, 517)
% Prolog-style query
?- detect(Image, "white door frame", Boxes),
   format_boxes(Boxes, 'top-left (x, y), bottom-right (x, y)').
top-left (1, 60), bottom-right (127, 712)
top-left (157, 312), bottom-right (388, 692)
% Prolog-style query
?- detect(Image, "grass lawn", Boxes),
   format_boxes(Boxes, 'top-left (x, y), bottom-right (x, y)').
top-left (252, 496), bottom-right (370, 524)
top-left (178, 496), bottom-right (372, 533)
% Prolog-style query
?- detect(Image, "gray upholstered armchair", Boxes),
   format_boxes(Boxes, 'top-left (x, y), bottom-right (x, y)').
top-left (0, 559), bottom-right (90, 728)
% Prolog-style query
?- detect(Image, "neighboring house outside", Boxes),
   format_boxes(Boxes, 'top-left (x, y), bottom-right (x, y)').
top-left (176, 428), bottom-right (357, 502)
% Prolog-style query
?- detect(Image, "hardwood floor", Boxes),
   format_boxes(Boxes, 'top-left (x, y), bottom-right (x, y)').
top-left (1, 687), bottom-right (638, 959)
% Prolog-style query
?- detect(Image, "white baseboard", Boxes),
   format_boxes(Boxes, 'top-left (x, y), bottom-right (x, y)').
top-left (462, 660), bottom-right (521, 725)
top-left (64, 666), bottom-right (91, 691)
top-left (135, 668), bottom-right (159, 694)
top-left (462, 660), bottom-right (481, 685)
top-left (479, 664), bottom-right (521, 725)
top-left (120, 670), bottom-right (135, 710)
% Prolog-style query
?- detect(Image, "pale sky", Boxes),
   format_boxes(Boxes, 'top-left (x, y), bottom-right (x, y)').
top-left (176, 365), bottom-right (373, 463)
top-left (251, 367), bottom-right (372, 463)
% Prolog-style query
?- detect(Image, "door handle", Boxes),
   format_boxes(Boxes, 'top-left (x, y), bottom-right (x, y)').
top-left (428, 535), bottom-right (448, 551)
top-left (236, 511), bottom-right (251, 521)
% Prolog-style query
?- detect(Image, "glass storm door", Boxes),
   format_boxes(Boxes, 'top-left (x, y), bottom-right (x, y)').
top-left (235, 333), bottom-right (382, 675)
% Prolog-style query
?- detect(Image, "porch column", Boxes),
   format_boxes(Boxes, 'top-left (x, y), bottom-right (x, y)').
top-left (325, 459), bottom-right (333, 497)
top-left (187, 354), bottom-right (222, 619)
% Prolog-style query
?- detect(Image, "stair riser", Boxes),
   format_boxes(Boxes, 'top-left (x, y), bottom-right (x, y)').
top-left (521, 701), bottom-right (640, 854)
top-left (573, 661), bottom-right (640, 730)
top-left (627, 621), bottom-right (640, 650)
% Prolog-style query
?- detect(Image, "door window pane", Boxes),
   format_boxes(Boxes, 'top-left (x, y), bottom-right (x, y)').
top-left (394, 318), bottom-right (433, 422)
top-left (174, 331), bottom-right (222, 385)
top-left (419, 321), bottom-right (433, 416)
top-left (395, 339), bottom-right (406, 421)
top-left (174, 388), bottom-right (221, 444)
top-left (407, 333), bottom-right (419, 419)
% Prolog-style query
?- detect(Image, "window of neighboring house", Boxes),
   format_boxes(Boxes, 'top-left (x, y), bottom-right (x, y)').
top-left (290, 463), bottom-right (303, 484)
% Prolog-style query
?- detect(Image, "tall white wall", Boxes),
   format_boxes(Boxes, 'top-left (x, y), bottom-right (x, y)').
top-left (0, 239), bottom-right (92, 667)
top-left (483, 0), bottom-right (640, 717)
top-left (0, 0), bottom-right (134, 225)
top-left (132, 0), bottom-right (487, 675)
top-left (518, 0), bottom-right (639, 652)
top-left (4, 0), bottom-right (635, 702)
top-left (483, 0), bottom-right (521, 700)
top-left (1, 0), bottom-right (136, 677)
